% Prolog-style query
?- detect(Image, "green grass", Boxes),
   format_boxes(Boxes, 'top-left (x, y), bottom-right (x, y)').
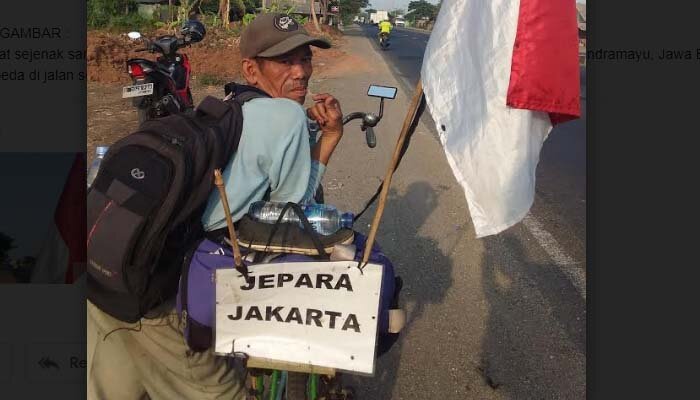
top-left (196, 73), bottom-right (228, 86)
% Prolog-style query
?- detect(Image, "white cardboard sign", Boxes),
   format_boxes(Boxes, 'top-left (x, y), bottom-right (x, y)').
top-left (215, 261), bottom-right (384, 375)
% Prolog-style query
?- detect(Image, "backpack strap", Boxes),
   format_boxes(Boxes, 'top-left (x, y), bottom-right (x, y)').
top-left (224, 82), bottom-right (270, 100)
top-left (233, 90), bottom-right (267, 105)
top-left (197, 83), bottom-right (268, 119)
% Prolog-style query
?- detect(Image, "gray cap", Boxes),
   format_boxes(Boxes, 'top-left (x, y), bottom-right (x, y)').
top-left (240, 13), bottom-right (331, 59)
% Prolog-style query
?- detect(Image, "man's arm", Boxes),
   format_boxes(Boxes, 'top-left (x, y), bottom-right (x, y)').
top-left (307, 93), bottom-right (344, 166)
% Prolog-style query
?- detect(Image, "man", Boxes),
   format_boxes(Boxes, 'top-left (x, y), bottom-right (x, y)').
top-left (378, 19), bottom-right (393, 43)
top-left (87, 13), bottom-right (343, 399)
top-left (201, 13), bottom-right (343, 229)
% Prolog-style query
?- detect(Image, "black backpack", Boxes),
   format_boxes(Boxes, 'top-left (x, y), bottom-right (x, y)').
top-left (87, 89), bottom-right (265, 323)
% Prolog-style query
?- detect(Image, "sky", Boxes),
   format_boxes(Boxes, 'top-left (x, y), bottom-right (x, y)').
top-left (0, 153), bottom-right (75, 259)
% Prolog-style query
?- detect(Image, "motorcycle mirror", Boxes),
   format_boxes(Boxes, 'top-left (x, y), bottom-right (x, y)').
top-left (127, 32), bottom-right (142, 40)
top-left (367, 85), bottom-right (397, 100)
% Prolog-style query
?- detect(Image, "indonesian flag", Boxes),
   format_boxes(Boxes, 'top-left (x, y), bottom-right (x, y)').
top-left (30, 153), bottom-right (87, 284)
top-left (421, 0), bottom-right (581, 237)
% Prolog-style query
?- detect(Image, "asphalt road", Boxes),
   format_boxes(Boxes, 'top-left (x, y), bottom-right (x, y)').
top-left (318, 25), bottom-right (586, 399)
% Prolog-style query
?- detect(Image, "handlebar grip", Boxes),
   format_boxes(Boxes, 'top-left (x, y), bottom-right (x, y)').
top-left (365, 126), bottom-right (377, 148)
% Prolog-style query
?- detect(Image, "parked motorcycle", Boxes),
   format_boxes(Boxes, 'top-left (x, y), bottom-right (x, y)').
top-left (122, 19), bottom-right (206, 124)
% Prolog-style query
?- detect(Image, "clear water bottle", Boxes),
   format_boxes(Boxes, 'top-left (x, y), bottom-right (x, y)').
top-left (248, 201), bottom-right (354, 236)
top-left (87, 146), bottom-right (109, 188)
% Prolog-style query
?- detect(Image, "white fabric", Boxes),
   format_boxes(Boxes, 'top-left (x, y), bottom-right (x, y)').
top-left (421, 0), bottom-right (552, 237)
top-left (30, 222), bottom-right (69, 283)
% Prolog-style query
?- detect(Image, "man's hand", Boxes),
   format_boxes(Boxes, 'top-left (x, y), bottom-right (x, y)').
top-left (306, 93), bottom-right (343, 140)
top-left (307, 93), bottom-right (344, 165)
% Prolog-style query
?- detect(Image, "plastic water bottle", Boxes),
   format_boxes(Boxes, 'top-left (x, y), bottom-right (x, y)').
top-left (248, 201), bottom-right (354, 236)
top-left (87, 146), bottom-right (109, 188)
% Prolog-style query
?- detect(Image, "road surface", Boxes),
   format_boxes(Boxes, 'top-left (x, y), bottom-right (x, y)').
top-left (314, 25), bottom-right (587, 399)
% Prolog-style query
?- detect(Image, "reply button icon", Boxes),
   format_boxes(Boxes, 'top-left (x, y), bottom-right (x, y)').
top-left (25, 343), bottom-right (85, 383)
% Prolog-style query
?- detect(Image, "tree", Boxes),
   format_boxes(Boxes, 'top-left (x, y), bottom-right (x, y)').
top-left (219, 0), bottom-right (230, 27)
top-left (310, 0), bottom-right (321, 31)
top-left (229, 0), bottom-right (246, 21)
top-left (389, 8), bottom-right (405, 18)
top-left (407, 0), bottom-right (437, 21)
top-left (243, 0), bottom-right (261, 14)
top-left (319, 0), bottom-right (329, 23)
top-left (339, 0), bottom-right (369, 25)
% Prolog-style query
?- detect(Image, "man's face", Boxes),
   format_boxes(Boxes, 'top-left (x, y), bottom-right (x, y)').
top-left (253, 46), bottom-right (313, 104)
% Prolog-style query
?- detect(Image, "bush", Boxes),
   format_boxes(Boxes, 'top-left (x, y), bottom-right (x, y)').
top-left (200, 12), bottom-right (221, 28)
top-left (87, 0), bottom-right (122, 28)
top-left (244, 0), bottom-right (262, 14)
top-left (107, 13), bottom-right (155, 30)
top-left (87, 0), bottom-right (155, 30)
top-left (242, 13), bottom-right (257, 26)
top-left (292, 15), bottom-right (308, 25)
top-left (197, 73), bottom-right (228, 86)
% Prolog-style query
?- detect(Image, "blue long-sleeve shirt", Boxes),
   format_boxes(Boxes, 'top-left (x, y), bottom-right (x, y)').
top-left (201, 97), bottom-right (325, 231)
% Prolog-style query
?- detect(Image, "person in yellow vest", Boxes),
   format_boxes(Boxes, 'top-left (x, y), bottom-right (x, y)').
top-left (378, 19), bottom-right (392, 46)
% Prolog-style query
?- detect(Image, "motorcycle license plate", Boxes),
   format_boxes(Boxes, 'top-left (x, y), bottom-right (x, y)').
top-left (122, 83), bottom-right (153, 98)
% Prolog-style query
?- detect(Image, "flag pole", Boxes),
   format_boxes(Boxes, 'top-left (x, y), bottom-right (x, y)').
top-left (214, 169), bottom-right (244, 268)
top-left (362, 80), bottom-right (424, 263)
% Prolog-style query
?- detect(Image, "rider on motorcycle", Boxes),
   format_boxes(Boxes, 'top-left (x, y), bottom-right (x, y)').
top-left (378, 19), bottom-right (393, 42)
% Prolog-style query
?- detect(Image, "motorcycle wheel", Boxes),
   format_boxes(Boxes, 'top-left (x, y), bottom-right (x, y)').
top-left (286, 372), bottom-right (309, 399)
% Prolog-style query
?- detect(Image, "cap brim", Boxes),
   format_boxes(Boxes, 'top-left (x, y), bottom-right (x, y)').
top-left (257, 34), bottom-right (331, 58)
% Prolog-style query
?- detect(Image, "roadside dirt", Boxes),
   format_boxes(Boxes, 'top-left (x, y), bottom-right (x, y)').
top-left (87, 24), bottom-right (370, 160)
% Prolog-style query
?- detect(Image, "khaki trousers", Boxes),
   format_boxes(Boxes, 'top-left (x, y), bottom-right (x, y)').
top-left (87, 300), bottom-right (246, 399)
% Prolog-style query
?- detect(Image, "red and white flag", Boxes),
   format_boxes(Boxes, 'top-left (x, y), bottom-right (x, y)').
top-left (31, 153), bottom-right (87, 284)
top-left (421, 0), bottom-right (581, 237)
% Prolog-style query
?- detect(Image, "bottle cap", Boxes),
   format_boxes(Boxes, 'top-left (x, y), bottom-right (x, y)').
top-left (96, 146), bottom-right (109, 155)
top-left (340, 212), bottom-right (354, 229)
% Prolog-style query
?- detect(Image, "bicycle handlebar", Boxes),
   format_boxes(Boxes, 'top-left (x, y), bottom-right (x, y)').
top-left (342, 112), bottom-right (366, 125)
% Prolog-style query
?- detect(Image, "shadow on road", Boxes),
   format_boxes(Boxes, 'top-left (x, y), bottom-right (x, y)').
top-left (478, 233), bottom-right (586, 398)
top-left (347, 181), bottom-right (453, 398)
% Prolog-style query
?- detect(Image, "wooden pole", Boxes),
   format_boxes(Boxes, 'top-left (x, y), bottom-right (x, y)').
top-left (214, 169), bottom-right (244, 267)
top-left (362, 80), bottom-right (424, 263)
top-left (310, 0), bottom-right (321, 31)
